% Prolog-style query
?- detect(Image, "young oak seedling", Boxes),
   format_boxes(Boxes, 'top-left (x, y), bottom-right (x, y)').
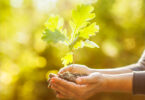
top-left (42, 5), bottom-right (99, 67)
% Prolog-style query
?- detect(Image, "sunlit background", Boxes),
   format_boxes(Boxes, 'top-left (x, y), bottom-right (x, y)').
top-left (0, 0), bottom-right (145, 100)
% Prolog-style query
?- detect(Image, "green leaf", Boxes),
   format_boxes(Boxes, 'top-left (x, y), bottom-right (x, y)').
top-left (42, 29), bottom-right (66, 43)
top-left (79, 22), bottom-right (99, 39)
top-left (72, 5), bottom-right (95, 30)
top-left (73, 40), bottom-right (84, 50)
top-left (70, 5), bottom-right (95, 40)
top-left (61, 52), bottom-right (73, 66)
top-left (73, 40), bottom-right (99, 49)
top-left (84, 40), bottom-right (99, 48)
top-left (43, 15), bottom-right (69, 44)
top-left (45, 15), bottom-right (64, 31)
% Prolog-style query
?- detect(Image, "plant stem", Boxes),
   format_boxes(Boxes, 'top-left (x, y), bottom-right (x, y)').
top-left (69, 37), bottom-right (79, 49)
top-left (72, 49), bottom-right (75, 64)
top-left (69, 37), bottom-right (85, 64)
top-left (69, 37), bottom-right (80, 64)
top-left (69, 37), bottom-right (85, 49)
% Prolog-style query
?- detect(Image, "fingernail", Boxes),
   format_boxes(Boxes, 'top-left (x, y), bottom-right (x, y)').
top-left (51, 79), bottom-right (55, 83)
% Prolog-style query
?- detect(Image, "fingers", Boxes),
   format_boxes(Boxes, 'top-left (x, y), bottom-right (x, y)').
top-left (51, 79), bottom-right (75, 99)
top-left (49, 73), bottom-right (57, 78)
top-left (51, 77), bottom-right (88, 100)
top-left (58, 64), bottom-right (89, 75)
top-left (55, 91), bottom-right (71, 99)
top-left (76, 72), bottom-right (101, 84)
top-left (51, 83), bottom-right (69, 96)
top-left (76, 76), bottom-right (90, 84)
top-left (51, 81), bottom-right (73, 99)
top-left (58, 65), bottom-right (74, 74)
top-left (52, 77), bottom-right (87, 93)
top-left (56, 93), bottom-right (70, 99)
top-left (48, 74), bottom-right (57, 88)
top-left (52, 77), bottom-right (77, 90)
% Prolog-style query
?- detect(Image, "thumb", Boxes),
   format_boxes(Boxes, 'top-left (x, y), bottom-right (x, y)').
top-left (76, 76), bottom-right (91, 84)
top-left (76, 72), bottom-right (101, 84)
top-left (58, 65), bottom-right (74, 75)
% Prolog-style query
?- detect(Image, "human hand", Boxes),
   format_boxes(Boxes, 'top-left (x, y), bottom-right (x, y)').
top-left (50, 72), bottom-right (107, 100)
top-left (58, 64), bottom-right (92, 75)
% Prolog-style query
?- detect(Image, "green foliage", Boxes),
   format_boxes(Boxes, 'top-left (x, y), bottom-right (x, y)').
top-left (45, 15), bottom-right (64, 31)
top-left (70, 5), bottom-right (95, 40)
top-left (42, 29), bottom-right (66, 43)
top-left (42, 5), bottom-right (99, 66)
top-left (73, 40), bottom-right (99, 49)
top-left (83, 40), bottom-right (99, 48)
top-left (42, 16), bottom-right (67, 43)
top-left (61, 52), bottom-right (73, 66)
top-left (79, 22), bottom-right (99, 39)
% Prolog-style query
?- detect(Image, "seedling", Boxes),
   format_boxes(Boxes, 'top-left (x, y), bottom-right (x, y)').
top-left (42, 5), bottom-right (99, 67)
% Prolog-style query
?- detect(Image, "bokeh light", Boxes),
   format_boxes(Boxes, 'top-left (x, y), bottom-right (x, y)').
top-left (0, 0), bottom-right (145, 100)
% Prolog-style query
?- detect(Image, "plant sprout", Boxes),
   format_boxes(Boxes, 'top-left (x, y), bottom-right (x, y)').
top-left (42, 5), bottom-right (99, 66)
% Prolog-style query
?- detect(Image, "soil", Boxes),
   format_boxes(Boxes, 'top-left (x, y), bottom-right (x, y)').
top-left (48, 71), bottom-right (87, 87)
top-left (58, 71), bottom-right (87, 82)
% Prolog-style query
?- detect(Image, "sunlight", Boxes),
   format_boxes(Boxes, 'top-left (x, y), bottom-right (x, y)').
top-left (10, 0), bottom-right (23, 8)
top-left (102, 41), bottom-right (119, 57)
top-left (0, 72), bottom-right (12, 85)
top-left (33, 0), bottom-right (58, 12)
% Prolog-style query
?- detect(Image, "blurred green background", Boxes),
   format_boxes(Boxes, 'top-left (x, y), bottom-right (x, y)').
top-left (0, 0), bottom-right (145, 100)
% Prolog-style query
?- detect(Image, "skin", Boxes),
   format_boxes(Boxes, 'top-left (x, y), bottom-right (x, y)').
top-left (49, 64), bottom-right (135, 100)
top-left (58, 64), bottom-right (138, 75)
top-left (50, 72), bottom-right (106, 100)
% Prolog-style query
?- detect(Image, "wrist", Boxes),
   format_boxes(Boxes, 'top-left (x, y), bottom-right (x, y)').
top-left (93, 73), bottom-right (109, 93)
top-left (100, 74), bottom-right (110, 92)
top-left (103, 74), bottom-right (115, 92)
top-left (102, 73), bottom-right (133, 93)
top-left (99, 74), bottom-right (123, 92)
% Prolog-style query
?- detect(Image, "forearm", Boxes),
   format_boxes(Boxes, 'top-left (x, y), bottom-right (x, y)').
top-left (103, 73), bottom-right (133, 93)
top-left (90, 64), bottom-right (138, 74)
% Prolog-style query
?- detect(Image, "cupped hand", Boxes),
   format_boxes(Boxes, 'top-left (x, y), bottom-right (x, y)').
top-left (58, 64), bottom-right (92, 75)
top-left (50, 72), bottom-right (107, 100)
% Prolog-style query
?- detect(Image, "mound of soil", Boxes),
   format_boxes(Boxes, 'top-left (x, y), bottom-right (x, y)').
top-left (59, 71), bottom-right (87, 82)
top-left (48, 72), bottom-right (87, 87)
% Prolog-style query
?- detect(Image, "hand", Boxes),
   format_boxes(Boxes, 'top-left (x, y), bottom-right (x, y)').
top-left (50, 72), bottom-right (107, 100)
top-left (58, 64), bottom-right (92, 75)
